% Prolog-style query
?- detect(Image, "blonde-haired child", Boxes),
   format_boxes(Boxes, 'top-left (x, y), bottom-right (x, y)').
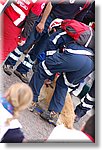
top-left (0, 82), bottom-right (33, 143)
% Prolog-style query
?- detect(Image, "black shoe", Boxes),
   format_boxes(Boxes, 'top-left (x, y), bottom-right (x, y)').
top-left (40, 110), bottom-right (59, 126)
top-left (74, 105), bottom-right (88, 123)
top-left (3, 64), bottom-right (13, 75)
top-left (14, 70), bottom-right (29, 83)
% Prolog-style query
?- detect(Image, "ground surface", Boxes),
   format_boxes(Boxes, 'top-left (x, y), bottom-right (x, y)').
top-left (0, 55), bottom-right (94, 142)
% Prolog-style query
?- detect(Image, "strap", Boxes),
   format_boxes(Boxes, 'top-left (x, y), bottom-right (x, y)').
top-left (82, 0), bottom-right (91, 10)
top-left (74, 0), bottom-right (91, 18)
top-left (85, 27), bottom-right (93, 47)
top-left (64, 48), bottom-right (94, 56)
top-left (63, 72), bottom-right (79, 87)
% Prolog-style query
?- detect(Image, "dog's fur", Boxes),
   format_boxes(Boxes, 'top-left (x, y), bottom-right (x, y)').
top-left (4, 82), bottom-right (33, 124)
top-left (39, 77), bottom-right (75, 129)
top-left (57, 93), bottom-right (75, 129)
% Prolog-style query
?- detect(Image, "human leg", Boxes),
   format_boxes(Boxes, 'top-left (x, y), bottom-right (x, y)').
top-left (41, 43), bottom-right (94, 124)
top-left (16, 33), bottom-right (49, 73)
top-left (29, 43), bottom-right (94, 125)
top-left (2, 15), bottom-right (52, 74)
top-left (14, 29), bottom-right (72, 82)
top-left (30, 42), bottom-right (94, 102)
top-left (48, 74), bottom-right (68, 113)
top-left (13, 16), bottom-right (54, 82)
top-left (2, 17), bottom-right (39, 74)
top-left (74, 80), bottom-right (95, 122)
top-left (13, 33), bottom-right (49, 83)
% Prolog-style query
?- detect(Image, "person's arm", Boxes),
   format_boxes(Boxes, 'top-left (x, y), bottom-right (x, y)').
top-left (36, 2), bottom-right (52, 33)
top-left (18, 1), bottom-right (49, 46)
top-left (18, 10), bottom-right (38, 46)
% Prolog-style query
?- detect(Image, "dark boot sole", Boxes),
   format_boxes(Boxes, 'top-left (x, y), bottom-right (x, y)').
top-left (3, 67), bottom-right (12, 76)
top-left (40, 114), bottom-right (57, 126)
top-left (40, 112), bottom-right (57, 126)
top-left (14, 70), bottom-right (29, 83)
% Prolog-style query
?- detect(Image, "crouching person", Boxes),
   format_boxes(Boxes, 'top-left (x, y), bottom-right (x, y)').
top-left (0, 83), bottom-right (33, 143)
top-left (28, 36), bottom-right (94, 126)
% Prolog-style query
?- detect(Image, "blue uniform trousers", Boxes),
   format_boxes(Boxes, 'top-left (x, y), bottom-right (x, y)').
top-left (4, 15), bottom-right (53, 68)
top-left (29, 43), bottom-right (94, 113)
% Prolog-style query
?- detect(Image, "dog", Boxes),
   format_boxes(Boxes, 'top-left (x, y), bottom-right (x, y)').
top-left (39, 76), bottom-right (75, 129)
top-left (57, 93), bottom-right (75, 129)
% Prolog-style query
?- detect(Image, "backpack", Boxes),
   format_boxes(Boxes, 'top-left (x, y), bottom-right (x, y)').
top-left (61, 19), bottom-right (95, 50)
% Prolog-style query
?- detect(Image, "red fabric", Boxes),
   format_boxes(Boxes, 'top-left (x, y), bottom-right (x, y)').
top-left (81, 129), bottom-right (95, 143)
top-left (0, 13), bottom-right (21, 64)
top-left (19, 36), bottom-right (26, 41)
top-left (0, 0), bottom-right (6, 5)
top-left (61, 19), bottom-right (89, 41)
top-left (82, 131), bottom-right (95, 143)
top-left (5, 0), bottom-right (47, 26)
top-left (91, 22), bottom-right (95, 30)
top-left (31, 0), bottom-right (47, 16)
top-left (81, 0), bottom-right (91, 10)
top-left (5, 2), bottom-right (33, 26)
top-left (0, 0), bottom-right (48, 64)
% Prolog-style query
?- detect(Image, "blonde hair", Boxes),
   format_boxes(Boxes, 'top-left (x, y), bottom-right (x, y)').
top-left (4, 82), bottom-right (33, 124)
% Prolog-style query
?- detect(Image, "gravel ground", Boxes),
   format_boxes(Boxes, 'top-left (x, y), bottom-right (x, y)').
top-left (0, 56), bottom-right (94, 143)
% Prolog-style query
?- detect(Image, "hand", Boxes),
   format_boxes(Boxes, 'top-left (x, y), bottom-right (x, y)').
top-left (44, 79), bottom-right (54, 88)
top-left (36, 22), bottom-right (45, 33)
top-left (44, 79), bottom-right (52, 85)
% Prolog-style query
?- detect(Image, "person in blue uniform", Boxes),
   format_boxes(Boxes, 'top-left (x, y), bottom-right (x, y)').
top-left (3, 0), bottom-right (92, 83)
top-left (28, 28), bottom-right (94, 125)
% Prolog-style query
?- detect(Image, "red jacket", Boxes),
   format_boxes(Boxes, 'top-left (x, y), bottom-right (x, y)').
top-left (5, 0), bottom-right (47, 26)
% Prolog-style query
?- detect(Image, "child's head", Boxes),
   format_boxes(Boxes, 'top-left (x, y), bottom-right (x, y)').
top-left (4, 82), bottom-right (33, 112)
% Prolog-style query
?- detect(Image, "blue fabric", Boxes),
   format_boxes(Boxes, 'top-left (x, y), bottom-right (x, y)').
top-left (48, 74), bottom-right (68, 112)
top-left (0, 96), bottom-right (14, 114)
top-left (37, 52), bottom-right (46, 63)
top-left (51, 1), bottom-right (90, 21)
top-left (16, 29), bottom-right (73, 74)
top-left (1, 128), bottom-right (24, 143)
top-left (29, 43), bottom-right (94, 113)
top-left (5, 1), bottom-right (91, 73)
top-left (18, 15), bottom-right (53, 52)
top-left (5, 15), bottom-right (53, 67)
top-left (16, 33), bottom-right (49, 74)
